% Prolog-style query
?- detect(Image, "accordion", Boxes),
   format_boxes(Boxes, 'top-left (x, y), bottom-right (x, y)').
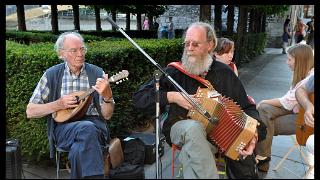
top-left (187, 87), bottom-right (259, 160)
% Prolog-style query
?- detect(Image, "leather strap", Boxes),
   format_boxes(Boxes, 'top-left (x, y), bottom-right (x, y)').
top-left (167, 61), bottom-right (213, 89)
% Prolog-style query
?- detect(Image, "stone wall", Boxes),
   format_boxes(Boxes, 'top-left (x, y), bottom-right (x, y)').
top-left (265, 15), bottom-right (287, 48)
top-left (158, 5), bottom-right (304, 48)
top-left (158, 5), bottom-right (238, 32)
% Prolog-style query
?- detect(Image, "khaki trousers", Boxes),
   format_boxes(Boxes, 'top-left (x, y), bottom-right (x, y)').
top-left (255, 103), bottom-right (296, 158)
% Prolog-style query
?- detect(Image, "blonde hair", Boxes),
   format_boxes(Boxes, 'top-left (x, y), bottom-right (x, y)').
top-left (287, 44), bottom-right (314, 86)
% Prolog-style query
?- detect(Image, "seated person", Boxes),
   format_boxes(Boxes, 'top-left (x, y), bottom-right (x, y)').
top-left (212, 37), bottom-right (255, 104)
top-left (133, 22), bottom-right (266, 179)
top-left (255, 44), bottom-right (314, 172)
top-left (212, 37), bottom-right (238, 76)
top-left (26, 32), bottom-right (115, 179)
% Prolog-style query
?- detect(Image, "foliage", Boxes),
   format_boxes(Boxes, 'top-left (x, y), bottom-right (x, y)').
top-left (248, 5), bottom-right (290, 16)
top-left (98, 5), bottom-right (167, 17)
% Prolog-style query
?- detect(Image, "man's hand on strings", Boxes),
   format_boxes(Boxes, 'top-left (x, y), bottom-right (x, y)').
top-left (57, 94), bottom-right (79, 110)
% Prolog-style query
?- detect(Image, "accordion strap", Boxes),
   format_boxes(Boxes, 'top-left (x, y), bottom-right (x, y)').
top-left (168, 61), bottom-right (214, 90)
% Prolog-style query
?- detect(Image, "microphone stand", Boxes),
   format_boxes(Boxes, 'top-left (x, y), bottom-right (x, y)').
top-left (105, 16), bottom-right (218, 178)
top-left (154, 70), bottom-right (162, 179)
top-left (105, 16), bottom-right (218, 125)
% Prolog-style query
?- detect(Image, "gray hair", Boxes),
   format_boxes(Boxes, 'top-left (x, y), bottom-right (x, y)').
top-left (183, 22), bottom-right (217, 52)
top-left (54, 31), bottom-right (85, 54)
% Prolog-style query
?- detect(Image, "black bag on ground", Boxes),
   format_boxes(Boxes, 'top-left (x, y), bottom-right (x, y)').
top-left (108, 137), bottom-right (145, 179)
top-left (130, 132), bottom-right (166, 164)
top-left (109, 163), bottom-right (144, 179)
top-left (225, 155), bottom-right (259, 179)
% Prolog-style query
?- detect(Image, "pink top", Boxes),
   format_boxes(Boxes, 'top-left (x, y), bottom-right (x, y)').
top-left (143, 20), bottom-right (149, 30)
top-left (278, 69), bottom-right (314, 113)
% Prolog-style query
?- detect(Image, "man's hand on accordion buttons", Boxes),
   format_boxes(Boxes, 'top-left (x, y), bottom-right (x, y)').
top-left (238, 133), bottom-right (258, 159)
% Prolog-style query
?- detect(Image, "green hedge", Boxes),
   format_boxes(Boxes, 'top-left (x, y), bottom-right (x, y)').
top-left (6, 38), bottom-right (183, 162)
top-left (6, 30), bottom-right (106, 44)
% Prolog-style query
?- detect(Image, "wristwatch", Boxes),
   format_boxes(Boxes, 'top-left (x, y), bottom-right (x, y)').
top-left (103, 97), bottom-right (115, 104)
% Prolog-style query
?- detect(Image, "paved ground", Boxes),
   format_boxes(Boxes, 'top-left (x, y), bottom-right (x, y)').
top-left (17, 47), bottom-right (314, 179)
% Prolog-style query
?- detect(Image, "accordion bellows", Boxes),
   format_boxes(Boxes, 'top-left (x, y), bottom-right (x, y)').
top-left (188, 87), bottom-right (259, 160)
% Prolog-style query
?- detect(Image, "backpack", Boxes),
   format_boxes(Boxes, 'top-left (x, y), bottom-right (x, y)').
top-left (108, 137), bottom-right (145, 179)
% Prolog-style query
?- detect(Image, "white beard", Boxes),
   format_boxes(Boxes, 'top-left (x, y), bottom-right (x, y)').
top-left (181, 50), bottom-right (213, 75)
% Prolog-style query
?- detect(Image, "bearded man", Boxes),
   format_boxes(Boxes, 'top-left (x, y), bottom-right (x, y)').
top-left (133, 22), bottom-right (266, 179)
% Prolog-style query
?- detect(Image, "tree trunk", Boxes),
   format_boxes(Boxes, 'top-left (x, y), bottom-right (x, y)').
top-left (226, 5), bottom-right (234, 35)
top-left (148, 14), bottom-right (153, 30)
top-left (137, 12), bottom-right (142, 31)
top-left (72, 5), bottom-right (80, 31)
top-left (214, 5), bottom-right (222, 36)
top-left (94, 6), bottom-right (102, 32)
top-left (248, 9), bottom-right (255, 33)
top-left (199, 5), bottom-right (211, 23)
top-left (16, 5), bottom-right (26, 31)
top-left (235, 6), bottom-right (248, 64)
top-left (261, 13), bottom-right (266, 32)
top-left (125, 12), bottom-right (130, 30)
top-left (51, 5), bottom-right (59, 34)
top-left (256, 11), bottom-right (262, 33)
top-left (111, 9), bottom-right (116, 31)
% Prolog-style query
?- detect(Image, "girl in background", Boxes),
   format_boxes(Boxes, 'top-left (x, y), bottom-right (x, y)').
top-left (213, 37), bottom-right (238, 76)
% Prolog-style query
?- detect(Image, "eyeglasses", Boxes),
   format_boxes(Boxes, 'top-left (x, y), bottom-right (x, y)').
top-left (182, 41), bottom-right (208, 48)
top-left (63, 47), bottom-right (87, 55)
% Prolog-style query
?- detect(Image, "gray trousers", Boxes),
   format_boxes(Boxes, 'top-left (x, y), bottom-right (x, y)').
top-left (170, 119), bottom-right (219, 179)
top-left (255, 103), bottom-right (296, 158)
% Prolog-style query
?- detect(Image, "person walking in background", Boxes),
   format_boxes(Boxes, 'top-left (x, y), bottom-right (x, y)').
top-left (306, 16), bottom-right (314, 49)
top-left (143, 17), bottom-right (150, 30)
top-left (152, 17), bottom-right (159, 31)
top-left (282, 18), bottom-right (291, 54)
top-left (167, 16), bottom-right (174, 39)
top-left (294, 18), bottom-right (308, 44)
top-left (255, 44), bottom-right (314, 172)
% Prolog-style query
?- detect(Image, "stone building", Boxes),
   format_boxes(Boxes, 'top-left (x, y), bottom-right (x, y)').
top-left (157, 5), bottom-right (312, 48)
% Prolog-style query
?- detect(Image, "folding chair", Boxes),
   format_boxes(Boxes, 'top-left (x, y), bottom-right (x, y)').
top-left (272, 135), bottom-right (314, 178)
top-left (55, 146), bottom-right (69, 179)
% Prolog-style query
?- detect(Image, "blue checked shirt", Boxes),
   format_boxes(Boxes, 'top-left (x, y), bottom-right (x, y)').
top-left (29, 63), bottom-right (104, 116)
